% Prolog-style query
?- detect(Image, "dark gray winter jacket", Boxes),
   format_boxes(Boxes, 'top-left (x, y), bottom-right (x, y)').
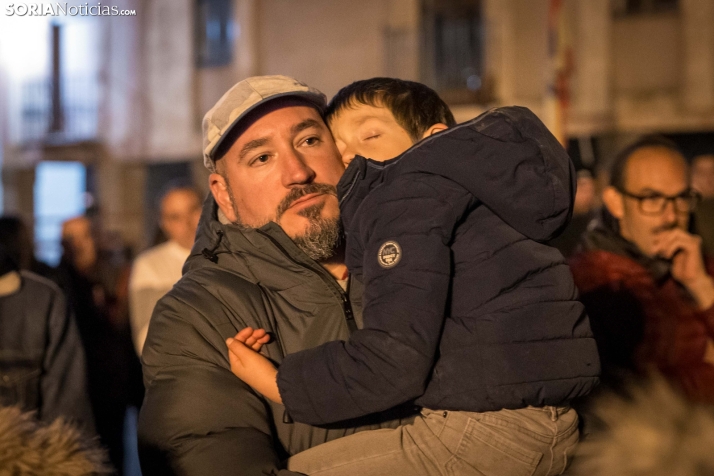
top-left (137, 198), bottom-right (408, 476)
top-left (0, 271), bottom-right (94, 431)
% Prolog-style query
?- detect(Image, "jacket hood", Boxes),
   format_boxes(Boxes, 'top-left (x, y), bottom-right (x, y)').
top-left (338, 106), bottom-right (575, 242)
top-left (184, 193), bottom-right (231, 274)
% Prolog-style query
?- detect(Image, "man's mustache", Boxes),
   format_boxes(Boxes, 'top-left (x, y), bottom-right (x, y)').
top-left (652, 222), bottom-right (679, 234)
top-left (275, 183), bottom-right (337, 220)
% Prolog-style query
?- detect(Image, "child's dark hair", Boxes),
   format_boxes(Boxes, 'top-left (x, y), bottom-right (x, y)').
top-left (325, 78), bottom-right (456, 142)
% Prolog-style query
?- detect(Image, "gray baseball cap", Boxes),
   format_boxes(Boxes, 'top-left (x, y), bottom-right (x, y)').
top-left (202, 75), bottom-right (327, 172)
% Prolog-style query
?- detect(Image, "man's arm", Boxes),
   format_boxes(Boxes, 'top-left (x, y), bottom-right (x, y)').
top-left (139, 363), bottom-right (295, 475)
top-left (275, 177), bottom-right (471, 425)
top-left (138, 291), bottom-right (301, 476)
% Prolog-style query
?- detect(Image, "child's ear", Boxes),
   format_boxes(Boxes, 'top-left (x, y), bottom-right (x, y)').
top-left (422, 123), bottom-right (449, 139)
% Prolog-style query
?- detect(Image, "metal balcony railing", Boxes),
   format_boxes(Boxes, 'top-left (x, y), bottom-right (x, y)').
top-left (19, 76), bottom-right (99, 145)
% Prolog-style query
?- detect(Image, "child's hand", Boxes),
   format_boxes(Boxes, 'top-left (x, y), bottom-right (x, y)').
top-left (226, 336), bottom-right (282, 404)
top-left (233, 326), bottom-right (272, 352)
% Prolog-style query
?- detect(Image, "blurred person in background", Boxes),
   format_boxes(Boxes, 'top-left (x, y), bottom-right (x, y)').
top-left (0, 244), bottom-right (94, 431)
top-left (569, 136), bottom-right (714, 404)
top-left (692, 154), bottom-right (714, 256)
top-left (129, 186), bottom-right (201, 356)
top-left (0, 215), bottom-right (56, 279)
top-left (548, 167), bottom-right (597, 257)
top-left (57, 216), bottom-right (143, 475)
top-left (691, 154), bottom-right (714, 197)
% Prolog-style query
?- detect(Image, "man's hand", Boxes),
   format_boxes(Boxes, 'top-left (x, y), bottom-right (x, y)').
top-left (226, 332), bottom-right (282, 404)
top-left (652, 229), bottom-right (714, 310)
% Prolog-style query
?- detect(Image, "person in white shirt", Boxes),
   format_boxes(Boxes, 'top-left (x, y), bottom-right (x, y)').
top-left (129, 187), bottom-right (202, 355)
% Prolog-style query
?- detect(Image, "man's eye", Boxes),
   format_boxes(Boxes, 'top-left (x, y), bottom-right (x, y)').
top-left (251, 155), bottom-right (270, 166)
top-left (304, 136), bottom-right (320, 146)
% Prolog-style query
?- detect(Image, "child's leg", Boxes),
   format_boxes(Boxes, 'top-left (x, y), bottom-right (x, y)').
top-left (286, 409), bottom-right (452, 476)
top-left (442, 406), bottom-right (580, 476)
top-left (286, 407), bottom-right (579, 476)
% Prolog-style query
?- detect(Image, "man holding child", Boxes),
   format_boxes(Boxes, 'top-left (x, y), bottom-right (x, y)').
top-left (138, 75), bottom-right (599, 475)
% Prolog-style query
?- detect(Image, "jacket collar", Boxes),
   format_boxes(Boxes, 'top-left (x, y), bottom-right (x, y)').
top-left (185, 194), bottom-right (340, 292)
top-left (338, 154), bottom-right (401, 232)
top-left (581, 210), bottom-right (671, 283)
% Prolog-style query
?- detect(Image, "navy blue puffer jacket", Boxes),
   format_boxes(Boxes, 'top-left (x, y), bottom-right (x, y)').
top-left (277, 106), bottom-right (600, 425)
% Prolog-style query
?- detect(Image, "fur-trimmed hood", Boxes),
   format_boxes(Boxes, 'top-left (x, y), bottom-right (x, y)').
top-left (0, 406), bottom-right (110, 475)
top-left (573, 376), bottom-right (714, 476)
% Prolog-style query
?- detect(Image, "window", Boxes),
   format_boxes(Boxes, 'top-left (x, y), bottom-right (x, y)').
top-left (612, 0), bottom-right (679, 16)
top-left (195, 0), bottom-right (233, 68)
top-left (34, 161), bottom-right (86, 265)
top-left (421, 0), bottom-right (488, 104)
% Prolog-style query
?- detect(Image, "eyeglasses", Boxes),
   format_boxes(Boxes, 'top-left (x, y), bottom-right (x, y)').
top-left (617, 188), bottom-right (701, 215)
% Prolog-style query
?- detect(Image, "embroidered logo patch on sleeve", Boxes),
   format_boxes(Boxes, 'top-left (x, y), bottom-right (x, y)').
top-left (378, 241), bottom-right (402, 268)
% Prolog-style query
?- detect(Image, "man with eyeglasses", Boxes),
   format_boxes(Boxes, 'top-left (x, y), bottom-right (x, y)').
top-left (570, 136), bottom-right (714, 404)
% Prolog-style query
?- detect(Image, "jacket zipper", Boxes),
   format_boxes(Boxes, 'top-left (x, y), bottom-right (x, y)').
top-left (255, 229), bottom-right (357, 425)
top-left (255, 229), bottom-right (356, 333)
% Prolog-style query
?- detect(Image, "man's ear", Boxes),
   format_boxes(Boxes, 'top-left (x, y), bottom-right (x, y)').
top-left (208, 173), bottom-right (238, 223)
top-left (602, 186), bottom-right (625, 220)
top-left (421, 123), bottom-right (449, 139)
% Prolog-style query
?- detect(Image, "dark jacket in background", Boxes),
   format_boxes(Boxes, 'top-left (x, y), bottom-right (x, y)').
top-left (138, 197), bottom-right (410, 476)
top-left (570, 219), bottom-right (714, 403)
top-left (548, 212), bottom-right (596, 258)
top-left (0, 270), bottom-right (94, 431)
top-left (54, 255), bottom-right (142, 475)
top-left (277, 107), bottom-right (601, 425)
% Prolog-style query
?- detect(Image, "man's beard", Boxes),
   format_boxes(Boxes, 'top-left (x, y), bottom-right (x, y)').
top-left (287, 200), bottom-right (342, 262)
top-left (223, 176), bottom-right (341, 261)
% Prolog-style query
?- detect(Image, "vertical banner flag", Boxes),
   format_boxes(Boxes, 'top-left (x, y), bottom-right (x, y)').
top-left (545, 0), bottom-right (573, 146)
